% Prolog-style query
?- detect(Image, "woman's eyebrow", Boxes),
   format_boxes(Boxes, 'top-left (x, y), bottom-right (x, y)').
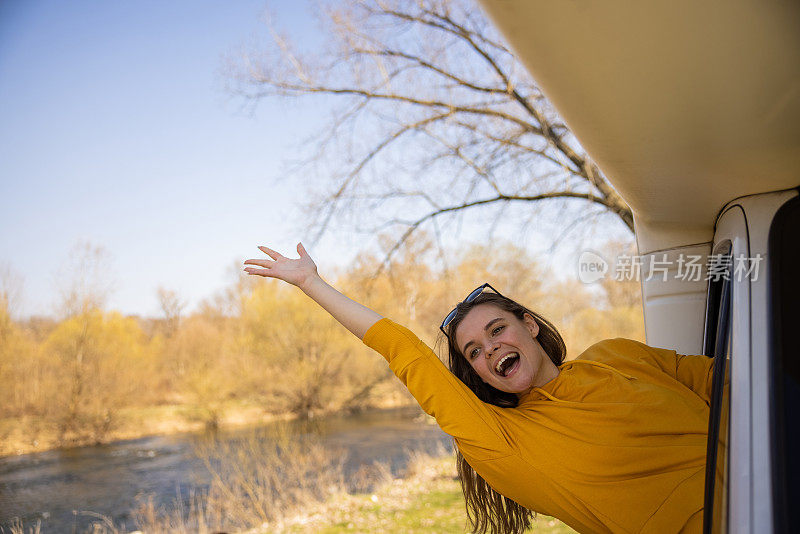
top-left (461, 318), bottom-right (504, 354)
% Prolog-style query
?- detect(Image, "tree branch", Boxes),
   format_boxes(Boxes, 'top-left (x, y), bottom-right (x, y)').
top-left (375, 191), bottom-right (617, 274)
top-left (236, 0), bottom-right (635, 255)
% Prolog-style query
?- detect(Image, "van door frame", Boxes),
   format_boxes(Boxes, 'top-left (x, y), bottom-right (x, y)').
top-left (705, 204), bottom-right (752, 533)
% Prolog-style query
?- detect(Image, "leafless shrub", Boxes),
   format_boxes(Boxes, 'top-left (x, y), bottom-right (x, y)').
top-left (133, 427), bottom-right (345, 533)
top-left (132, 491), bottom-right (213, 534)
top-left (1, 513), bottom-right (122, 534)
top-left (404, 441), bottom-right (453, 480)
top-left (349, 460), bottom-right (394, 493)
top-left (72, 511), bottom-right (123, 533)
top-left (1, 518), bottom-right (40, 534)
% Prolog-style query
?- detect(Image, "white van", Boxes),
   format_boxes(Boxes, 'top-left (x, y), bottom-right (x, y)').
top-left (476, 1), bottom-right (800, 532)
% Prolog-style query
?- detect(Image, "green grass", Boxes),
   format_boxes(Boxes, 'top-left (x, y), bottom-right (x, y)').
top-left (275, 455), bottom-right (577, 534)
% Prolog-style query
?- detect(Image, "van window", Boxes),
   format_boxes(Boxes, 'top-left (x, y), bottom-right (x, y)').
top-left (768, 194), bottom-right (800, 532)
top-left (703, 242), bottom-right (732, 534)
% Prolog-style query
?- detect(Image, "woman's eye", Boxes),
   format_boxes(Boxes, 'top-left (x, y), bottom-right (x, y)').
top-left (470, 348), bottom-right (480, 359)
top-left (492, 325), bottom-right (504, 335)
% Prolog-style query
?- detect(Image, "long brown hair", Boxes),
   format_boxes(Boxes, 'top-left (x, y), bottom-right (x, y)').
top-left (442, 292), bottom-right (566, 534)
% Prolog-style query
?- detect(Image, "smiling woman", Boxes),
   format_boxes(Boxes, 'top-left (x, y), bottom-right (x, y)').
top-left (244, 243), bottom-right (713, 534)
top-left (445, 290), bottom-right (564, 406)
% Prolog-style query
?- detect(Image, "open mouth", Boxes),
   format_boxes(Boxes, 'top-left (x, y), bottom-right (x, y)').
top-left (494, 353), bottom-right (520, 377)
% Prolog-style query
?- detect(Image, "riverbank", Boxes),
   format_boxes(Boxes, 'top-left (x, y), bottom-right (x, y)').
top-left (7, 450), bottom-right (575, 534)
top-left (255, 452), bottom-right (576, 534)
top-left (0, 387), bottom-right (416, 457)
top-left (1, 406), bottom-right (449, 533)
top-left (0, 402), bottom-right (283, 457)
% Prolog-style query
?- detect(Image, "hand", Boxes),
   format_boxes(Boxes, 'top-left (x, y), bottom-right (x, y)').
top-left (244, 243), bottom-right (319, 290)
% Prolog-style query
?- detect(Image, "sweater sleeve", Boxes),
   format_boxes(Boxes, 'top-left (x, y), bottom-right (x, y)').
top-left (624, 339), bottom-right (715, 405)
top-left (673, 352), bottom-right (715, 405)
top-left (362, 318), bottom-right (511, 458)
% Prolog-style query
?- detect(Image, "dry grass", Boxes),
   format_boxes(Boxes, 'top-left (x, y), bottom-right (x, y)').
top-left (1, 513), bottom-right (121, 534)
top-left (266, 444), bottom-right (460, 533)
top-left (264, 447), bottom-right (577, 534)
top-left (3, 443), bottom-right (576, 534)
top-left (132, 426), bottom-right (346, 533)
top-left (1, 518), bottom-right (40, 534)
top-left (132, 491), bottom-right (213, 534)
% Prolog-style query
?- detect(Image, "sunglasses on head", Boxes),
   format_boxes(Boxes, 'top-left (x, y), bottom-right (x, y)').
top-left (439, 283), bottom-right (504, 338)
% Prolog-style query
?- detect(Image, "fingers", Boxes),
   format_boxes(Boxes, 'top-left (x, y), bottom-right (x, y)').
top-left (297, 242), bottom-right (307, 258)
top-left (258, 245), bottom-right (283, 261)
top-left (243, 258), bottom-right (272, 268)
top-left (243, 267), bottom-right (271, 277)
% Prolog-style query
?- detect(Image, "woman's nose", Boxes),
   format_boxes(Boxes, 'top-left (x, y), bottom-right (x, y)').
top-left (486, 342), bottom-right (500, 358)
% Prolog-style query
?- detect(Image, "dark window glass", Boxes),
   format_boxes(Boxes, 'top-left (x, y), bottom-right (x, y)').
top-left (768, 193), bottom-right (800, 533)
top-left (704, 243), bottom-right (732, 534)
top-left (712, 329), bottom-right (730, 533)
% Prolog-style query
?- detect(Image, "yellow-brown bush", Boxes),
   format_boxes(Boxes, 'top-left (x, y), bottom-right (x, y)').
top-left (241, 282), bottom-right (389, 418)
top-left (43, 310), bottom-right (156, 444)
top-left (1, 237), bottom-right (647, 454)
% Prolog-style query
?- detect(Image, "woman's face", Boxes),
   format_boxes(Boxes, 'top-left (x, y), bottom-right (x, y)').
top-left (454, 303), bottom-right (558, 395)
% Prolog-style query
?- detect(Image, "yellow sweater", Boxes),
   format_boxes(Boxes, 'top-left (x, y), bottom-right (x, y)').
top-left (362, 318), bottom-right (713, 534)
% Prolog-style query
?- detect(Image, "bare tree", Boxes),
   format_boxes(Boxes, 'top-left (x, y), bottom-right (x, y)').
top-left (156, 286), bottom-right (186, 337)
top-left (52, 241), bottom-right (115, 442)
top-left (57, 241), bottom-right (114, 318)
top-left (231, 0), bottom-right (632, 260)
top-left (0, 263), bottom-right (24, 322)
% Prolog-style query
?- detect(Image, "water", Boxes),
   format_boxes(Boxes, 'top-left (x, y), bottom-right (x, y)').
top-left (0, 407), bottom-right (450, 532)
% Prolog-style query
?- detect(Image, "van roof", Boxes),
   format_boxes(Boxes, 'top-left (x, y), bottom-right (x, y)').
top-left (478, 0), bottom-right (800, 252)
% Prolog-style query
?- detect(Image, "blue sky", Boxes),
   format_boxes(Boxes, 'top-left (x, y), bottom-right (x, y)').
top-left (0, 0), bottom-right (344, 317)
top-left (0, 0), bottom-right (627, 319)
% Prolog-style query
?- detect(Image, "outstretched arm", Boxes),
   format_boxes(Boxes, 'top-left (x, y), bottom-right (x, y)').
top-left (243, 243), bottom-right (382, 339)
top-left (244, 242), bottom-right (509, 457)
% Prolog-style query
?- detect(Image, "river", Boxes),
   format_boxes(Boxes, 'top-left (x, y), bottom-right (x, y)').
top-left (0, 407), bottom-right (450, 533)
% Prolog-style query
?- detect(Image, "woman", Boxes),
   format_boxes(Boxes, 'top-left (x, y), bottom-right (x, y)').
top-left (244, 243), bottom-right (712, 534)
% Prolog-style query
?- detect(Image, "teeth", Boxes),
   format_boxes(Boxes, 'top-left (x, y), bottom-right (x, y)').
top-left (495, 353), bottom-right (518, 374)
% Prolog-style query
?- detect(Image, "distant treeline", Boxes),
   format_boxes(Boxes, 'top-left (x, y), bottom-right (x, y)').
top-left (0, 240), bottom-right (643, 451)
